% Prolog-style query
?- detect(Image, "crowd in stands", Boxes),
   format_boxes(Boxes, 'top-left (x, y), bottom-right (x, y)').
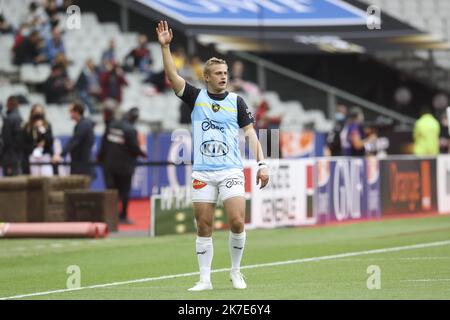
top-left (1, 0), bottom-right (289, 181)
top-left (5, 1), bottom-right (263, 116)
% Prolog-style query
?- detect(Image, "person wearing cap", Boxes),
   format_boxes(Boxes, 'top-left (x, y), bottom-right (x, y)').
top-left (99, 107), bottom-right (147, 224)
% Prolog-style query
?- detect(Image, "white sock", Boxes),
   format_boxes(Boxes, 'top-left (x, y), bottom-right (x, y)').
top-left (196, 236), bottom-right (213, 283)
top-left (229, 231), bottom-right (246, 273)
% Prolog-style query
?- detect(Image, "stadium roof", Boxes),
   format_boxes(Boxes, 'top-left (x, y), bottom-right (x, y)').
top-left (124, 0), bottom-right (450, 53)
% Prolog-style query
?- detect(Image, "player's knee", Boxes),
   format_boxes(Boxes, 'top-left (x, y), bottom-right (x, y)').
top-left (229, 216), bottom-right (244, 233)
top-left (196, 219), bottom-right (213, 236)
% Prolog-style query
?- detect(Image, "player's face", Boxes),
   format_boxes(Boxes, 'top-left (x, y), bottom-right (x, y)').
top-left (205, 64), bottom-right (228, 93)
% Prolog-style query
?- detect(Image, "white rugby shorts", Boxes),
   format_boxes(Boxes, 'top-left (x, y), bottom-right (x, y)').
top-left (191, 168), bottom-right (245, 203)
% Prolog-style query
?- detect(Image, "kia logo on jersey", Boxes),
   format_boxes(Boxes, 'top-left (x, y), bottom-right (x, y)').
top-left (200, 140), bottom-right (229, 157)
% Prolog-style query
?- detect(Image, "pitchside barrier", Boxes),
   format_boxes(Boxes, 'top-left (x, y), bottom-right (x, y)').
top-left (31, 131), bottom-right (324, 199)
top-left (150, 155), bottom-right (450, 236)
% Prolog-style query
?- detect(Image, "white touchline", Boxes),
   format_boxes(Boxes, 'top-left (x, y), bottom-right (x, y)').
top-left (400, 279), bottom-right (450, 282)
top-left (1, 239), bottom-right (450, 300)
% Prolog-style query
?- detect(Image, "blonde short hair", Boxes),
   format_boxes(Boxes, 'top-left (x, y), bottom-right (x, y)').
top-left (204, 57), bottom-right (227, 75)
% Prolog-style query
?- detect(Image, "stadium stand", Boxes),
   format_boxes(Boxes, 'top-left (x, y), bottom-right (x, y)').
top-left (0, 0), bottom-right (335, 135)
top-left (360, 0), bottom-right (450, 91)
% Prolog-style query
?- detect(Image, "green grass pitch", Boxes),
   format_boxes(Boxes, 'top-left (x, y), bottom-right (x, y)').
top-left (1, 215), bottom-right (450, 300)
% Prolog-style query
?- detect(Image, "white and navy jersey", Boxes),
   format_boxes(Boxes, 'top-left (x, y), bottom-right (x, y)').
top-left (178, 82), bottom-right (254, 171)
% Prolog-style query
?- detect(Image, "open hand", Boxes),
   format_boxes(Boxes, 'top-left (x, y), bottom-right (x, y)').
top-left (156, 20), bottom-right (173, 47)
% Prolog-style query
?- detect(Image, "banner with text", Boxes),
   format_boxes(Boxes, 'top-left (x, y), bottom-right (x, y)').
top-left (380, 158), bottom-right (437, 215)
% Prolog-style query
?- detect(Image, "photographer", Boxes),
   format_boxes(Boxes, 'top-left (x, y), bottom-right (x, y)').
top-left (22, 104), bottom-right (54, 175)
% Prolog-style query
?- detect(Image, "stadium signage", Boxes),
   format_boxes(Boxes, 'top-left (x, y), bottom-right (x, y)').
top-left (332, 159), bottom-right (363, 221)
top-left (250, 160), bottom-right (311, 228)
top-left (389, 162), bottom-right (421, 211)
top-left (315, 158), bottom-right (380, 223)
top-left (365, 157), bottom-right (381, 217)
top-left (140, 0), bottom-right (367, 26)
top-left (380, 159), bottom-right (437, 215)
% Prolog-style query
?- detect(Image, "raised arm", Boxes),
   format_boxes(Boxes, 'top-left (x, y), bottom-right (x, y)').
top-left (156, 21), bottom-right (185, 94)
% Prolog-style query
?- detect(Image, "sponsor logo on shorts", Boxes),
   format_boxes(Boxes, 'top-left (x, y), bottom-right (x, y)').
top-left (225, 178), bottom-right (244, 188)
top-left (201, 118), bottom-right (225, 132)
top-left (200, 140), bottom-right (229, 157)
top-left (193, 179), bottom-right (207, 189)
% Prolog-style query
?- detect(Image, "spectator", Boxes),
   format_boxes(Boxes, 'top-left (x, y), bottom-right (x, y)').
top-left (26, 2), bottom-right (49, 27)
top-left (413, 106), bottom-right (440, 156)
top-left (439, 112), bottom-right (450, 154)
top-left (13, 30), bottom-right (47, 65)
top-left (172, 46), bottom-right (187, 76)
top-left (43, 64), bottom-right (74, 103)
top-left (52, 52), bottom-right (69, 70)
top-left (363, 123), bottom-right (381, 157)
top-left (76, 58), bottom-right (101, 114)
top-left (254, 99), bottom-right (281, 131)
top-left (44, 0), bottom-right (61, 31)
top-left (143, 44), bottom-right (181, 94)
top-left (26, 1), bottom-right (51, 40)
top-left (229, 60), bottom-right (245, 91)
top-left (178, 57), bottom-right (205, 123)
top-left (183, 56), bottom-right (204, 87)
top-left (45, 27), bottom-right (65, 63)
top-left (326, 104), bottom-right (348, 156)
top-left (12, 24), bottom-right (28, 53)
top-left (22, 104), bottom-right (54, 175)
top-left (44, 0), bottom-right (59, 17)
top-left (100, 61), bottom-right (128, 103)
top-left (97, 99), bottom-right (118, 164)
top-left (1, 96), bottom-right (23, 176)
top-left (101, 39), bottom-right (117, 69)
top-left (124, 34), bottom-right (152, 73)
top-left (0, 14), bottom-right (14, 34)
top-left (340, 107), bottom-right (371, 156)
top-left (254, 99), bottom-right (280, 157)
top-left (99, 107), bottom-right (147, 224)
top-left (229, 60), bottom-right (260, 96)
top-left (52, 102), bottom-right (95, 177)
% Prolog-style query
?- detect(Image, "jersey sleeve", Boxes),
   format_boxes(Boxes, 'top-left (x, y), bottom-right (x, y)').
top-left (177, 82), bottom-right (201, 112)
top-left (237, 96), bottom-right (255, 128)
